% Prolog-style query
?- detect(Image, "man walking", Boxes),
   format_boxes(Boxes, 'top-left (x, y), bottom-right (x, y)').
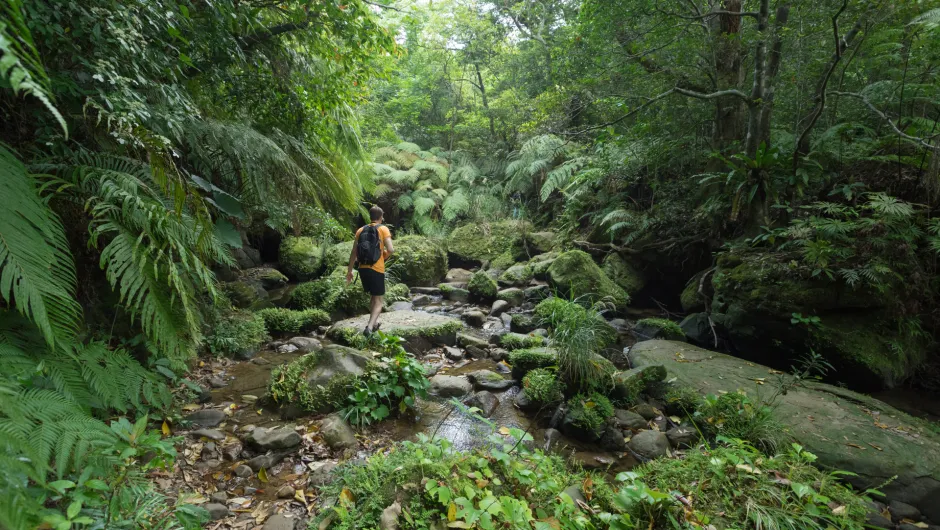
top-left (346, 205), bottom-right (394, 335)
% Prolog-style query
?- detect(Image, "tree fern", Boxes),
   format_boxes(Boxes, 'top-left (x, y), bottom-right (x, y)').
top-left (0, 144), bottom-right (82, 348)
top-left (442, 187), bottom-right (471, 221)
top-left (413, 196), bottom-right (438, 216)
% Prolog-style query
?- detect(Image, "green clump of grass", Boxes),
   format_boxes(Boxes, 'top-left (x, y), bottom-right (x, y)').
top-left (522, 368), bottom-right (565, 404)
top-left (638, 439), bottom-right (869, 529)
top-left (635, 317), bottom-right (685, 340)
top-left (536, 297), bottom-right (616, 390)
top-left (257, 307), bottom-right (330, 334)
top-left (696, 391), bottom-right (784, 454)
top-left (566, 392), bottom-right (614, 433)
top-left (269, 352), bottom-right (358, 412)
top-left (467, 270), bottom-right (498, 299)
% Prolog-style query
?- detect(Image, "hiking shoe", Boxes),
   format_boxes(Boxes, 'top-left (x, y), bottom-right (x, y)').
top-left (363, 326), bottom-right (372, 336)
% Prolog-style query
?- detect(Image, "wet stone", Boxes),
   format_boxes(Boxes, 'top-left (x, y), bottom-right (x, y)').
top-left (429, 375), bottom-right (472, 397)
top-left (192, 428), bottom-right (226, 441)
top-left (234, 464), bottom-right (253, 477)
top-left (467, 370), bottom-right (514, 391)
top-left (185, 409), bottom-right (227, 428)
top-left (628, 430), bottom-right (670, 460)
top-left (444, 346), bottom-right (465, 361)
top-left (263, 514), bottom-right (297, 530)
top-left (462, 310), bottom-right (486, 327)
top-left (465, 391), bottom-right (499, 417)
top-left (246, 426), bottom-right (302, 451)
top-left (247, 452), bottom-right (288, 471)
top-left (277, 485), bottom-right (295, 499)
top-left (210, 491), bottom-right (227, 503)
top-left (208, 376), bottom-right (227, 388)
top-left (205, 503), bottom-right (229, 520)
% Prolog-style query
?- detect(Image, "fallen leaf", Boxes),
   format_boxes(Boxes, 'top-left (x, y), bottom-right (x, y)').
top-left (161, 421), bottom-right (171, 436)
top-left (257, 467), bottom-right (269, 483)
top-left (750, 378), bottom-right (766, 385)
top-left (498, 427), bottom-right (511, 435)
top-left (869, 443), bottom-right (883, 451)
top-left (447, 502), bottom-right (457, 522)
top-left (768, 369), bottom-right (784, 374)
top-left (295, 489), bottom-right (308, 505)
top-left (735, 464), bottom-right (761, 474)
top-left (874, 422), bottom-right (889, 429)
top-left (669, 416), bottom-right (682, 424)
top-left (475, 479), bottom-right (489, 489)
top-left (582, 476), bottom-right (593, 501)
top-left (831, 505), bottom-right (846, 516)
top-left (845, 443), bottom-right (865, 450)
top-left (340, 487), bottom-right (355, 506)
top-left (182, 404), bottom-right (201, 411)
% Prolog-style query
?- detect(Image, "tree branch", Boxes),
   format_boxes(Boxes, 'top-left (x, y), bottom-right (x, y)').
top-left (669, 9), bottom-right (760, 20)
top-left (675, 87), bottom-right (751, 101)
top-left (831, 91), bottom-right (940, 151)
top-left (362, 0), bottom-right (405, 12)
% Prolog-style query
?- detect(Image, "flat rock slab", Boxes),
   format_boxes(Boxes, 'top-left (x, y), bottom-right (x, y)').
top-left (630, 340), bottom-right (940, 519)
top-left (329, 310), bottom-right (461, 352)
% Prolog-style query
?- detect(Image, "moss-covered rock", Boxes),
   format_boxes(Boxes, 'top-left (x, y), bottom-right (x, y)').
top-left (561, 393), bottom-right (615, 442)
top-left (510, 313), bottom-right (537, 334)
top-left (521, 368), bottom-right (565, 405)
top-left (279, 236), bottom-right (324, 281)
top-left (439, 283), bottom-right (470, 302)
top-left (388, 235), bottom-right (448, 286)
top-left (507, 347), bottom-right (558, 379)
top-left (268, 345), bottom-right (368, 413)
top-left (499, 332), bottom-right (545, 351)
top-left (328, 310), bottom-right (462, 352)
top-left (611, 365), bottom-right (668, 402)
top-left (488, 251), bottom-right (517, 271)
top-left (547, 250), bottom-right (630, 310)
top-left (634, 318), bottom-right (685, 341)
top-left (710, 251), bottom-right (924, 388)
top-left (238, 266), bottom-right (289, 289)
top-left (222, 280), bottom-right (268, 309)
top-left (467, 270), bottom-right (498, 300)
top-left (498, 264), bottom-right (533, 288)
top-left (289, 267), bottom-right (370, 315)
top-left (680, 270), bottom-right (712, 313)
top-left (496, 288), bottom-right (524, 307)
top-left (528, 252), bottom-right (558, 281)
top-left (257, 307), bottom-right (330, 334)
top-left (323, 240), bottom-right (356, 271)
top-left (601, 253), bottom-right (646, 295)
top-left (521, 231), bottom-right (558, 255)
top-left (447, 221), bottom-right (530, 267)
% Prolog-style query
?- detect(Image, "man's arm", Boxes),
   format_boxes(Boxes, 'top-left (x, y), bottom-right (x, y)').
top-left (346, 237), bottom-right (358, 283)
top-left (383, 236), bottom-right (394, 259)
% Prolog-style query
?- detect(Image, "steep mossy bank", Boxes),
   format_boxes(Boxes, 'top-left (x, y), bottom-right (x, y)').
top-left (705, 252), bottom-right (928, 389)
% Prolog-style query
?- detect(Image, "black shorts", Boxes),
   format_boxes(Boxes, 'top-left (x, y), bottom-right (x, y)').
top-left (358, 267), bottom-right (386, 296)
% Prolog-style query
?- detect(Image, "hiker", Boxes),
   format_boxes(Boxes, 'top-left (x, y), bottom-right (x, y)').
top-left (346, 205), bottom-right (394, 335)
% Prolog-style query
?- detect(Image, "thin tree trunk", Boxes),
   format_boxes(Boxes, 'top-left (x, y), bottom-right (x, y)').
top-left (712, 0), bottom-right (746, 152)
top-left (474, 62), bottom-right (496, 140)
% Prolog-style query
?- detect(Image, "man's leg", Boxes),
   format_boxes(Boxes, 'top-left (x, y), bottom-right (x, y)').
top-left (367, 295), bottom-right (383, 330)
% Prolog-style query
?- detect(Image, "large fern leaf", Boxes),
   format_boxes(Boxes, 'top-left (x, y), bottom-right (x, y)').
top-left (0, 144), bottom-right (81, 347)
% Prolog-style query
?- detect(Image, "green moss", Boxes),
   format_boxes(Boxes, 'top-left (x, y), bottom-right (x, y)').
top-left (534, 297), bottom-right (616, 348)
top-left (548, 250), bottom-right (630, 310)
top-left (601, 253), bottom-right (646, 295)
top-left (278, 236), bottom-right (324, 281)
top-left (257, 307), bottom-right (330, 334)
top-left (498, 263), bottom-right (533, 286)
top-left (328, 319), bottom-right (463, 349)
top-left (387, 235), bottom-right (448, 286)
top-left (510, 313), bottom-right (536, 333)
top-left (447, 221), bottom-right (529, 263)
top-left (508, 347), bottom-right (557, 379)
top-left (289, 280), bottom-right (335, 310)
top-left (680, 272), bottom-right (707, 313)
top-left (635, 318), bottom-right (685, 341)
top-left (566, 392), bottom-right (614, 432)
top-left (522, 368), bottom-right (565, 404)
top-left (663, 384), bottom-right (704, 415)
top-left (499, 332), bottom-right (545, 351)
top-left (269, 353), bottom-right (359, 412)
top-left (528, 252), bottom-right (558, 281)
top-left (467, 270), bottom-right (498, 300)
top-left (486, 251), bottom-right (515, 271)
top-left (204, 310), bottom-right (269, 357)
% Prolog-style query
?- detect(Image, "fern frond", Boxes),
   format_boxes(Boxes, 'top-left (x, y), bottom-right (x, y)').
top-left (0, 144), bottom-right (81, 347)
top-left (413, 196), bottom-right (437, 216)
top-left (442, 187), bottom-right (471, 221)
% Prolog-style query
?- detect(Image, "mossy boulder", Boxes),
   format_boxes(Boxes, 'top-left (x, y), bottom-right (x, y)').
top-left (680, 270), bottom-right (712, 313)
top-left (439, 283), bottom-right (470, 302)
top-left (601, 254), bottom-right (646, 295)
top-left (467, 270), bottom-right (498, 300)
top-left (289, 267), bottom-right (370, 315)
top-left (323, 241), bottom-right (356, 271)
top-left (528, 252), bottom-right (558, 281)
top-left (447, 221), bottom-right (530, 267)
top-left (389, 235), bottom-right (448, 286)
top-left (634, 318), bottom-right (685, 342)
top-left (547, 250), bottom-right (630, 310)
top-left (328, 310), bottom-right (462, 352)
top-left (507, 347), bottom-right (558, 380)
top-left (496, 288), bottom-right (524, 307)
top-left (268, 345), bottom-right (368, 413)
top-left (499, 332), bottom-right (545, 351)
top-left (222, 280), bottom-right (268, 309)
top-left (521, 231), bottom-right (558, 255)
top-left (630, 340), bottom-right (940, 518)
top-left (498, 264), bottom-right (533, 288)
top-left (238, 266), bottom-right (289, 289)
top-left (710, 251), bottom-right (925, 388)
top-left (279, 236), bottom-right (324, 281)
top-left (561, 393), bottom-right (615, 442)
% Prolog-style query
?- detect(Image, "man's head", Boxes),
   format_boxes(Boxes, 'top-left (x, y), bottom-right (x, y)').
top-left (369, 205), bottom-right (384, 223)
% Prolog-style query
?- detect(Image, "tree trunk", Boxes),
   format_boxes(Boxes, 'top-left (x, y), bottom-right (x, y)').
top-left (712, 0), bottom-right (745, 152)
top-left (474, 63), bottom-right (496, 140)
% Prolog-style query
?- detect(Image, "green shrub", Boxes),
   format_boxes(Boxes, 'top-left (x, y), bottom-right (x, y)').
top-left (508, 347), bottom-right (557, 378)
top-left (662, 384), bottom-right (704, 415)
top-left (696, 391), bottom-right (783, 454)
top-left (637, 439), bottom-right (868, 529)
top-left (499, 332), bottom-right (545, 350)
top-left (547, 250), bottom-right (630, 310)
top-left (205, 311), bottom-right (268, 357)
top-left (566, 392), bottom-right (614, 432)
top-left (291, 269), bottom-right (371, 315)
top-left (384, 282), bottom-right (411, 305)
top-left (269, 352), bottom-right (358, 412)
top-left (257, 307), bottom-right (330, 334)
top-left (467, 270), bottom-right (498, 299)
top-left (341, 332), bottom-right (430, 426)
top-left (522, 368), bottom-right (565, 404)
top-left (489, 250), bottom-right (516, 270)
top-left (289, 280), bottom-right (334, 310)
